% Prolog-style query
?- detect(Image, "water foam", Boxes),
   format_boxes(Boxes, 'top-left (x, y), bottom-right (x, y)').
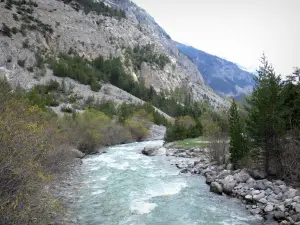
top-left (146, 181), bottom-right (187, 198)
top-left (108, 161), bottom-right (129, 170)
top-left (130, 199), bottom-right (157, 214)
top-left (91, 189), bottom-right (105, 196)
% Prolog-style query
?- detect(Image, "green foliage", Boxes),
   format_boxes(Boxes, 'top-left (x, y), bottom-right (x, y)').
top-left (245, 55), bottom-right (284, 175)
top-left (165, 116), bottom-right (203, 142)
top-left (62, 0), bottom-right (126, 19)
top-left (229, 99), bottom-right (248, 167)
top-left (125, 44), bottom-right (171, 71)
top-left (0, 79), bottom-right (66, 224)
top-left (1, 23), bottom-right (12, 37)
top-left (280, 68), bottom-right (300, 130)
top-left (22, 38), bottom-right (29, 48)
top-left (27, 80), bottom-right (61, 108)
top-left (17, 59), bottom-right (26, 67)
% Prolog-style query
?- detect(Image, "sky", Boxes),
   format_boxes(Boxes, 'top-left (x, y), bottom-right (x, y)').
top-left (132, 0), bottom-right (300, 77)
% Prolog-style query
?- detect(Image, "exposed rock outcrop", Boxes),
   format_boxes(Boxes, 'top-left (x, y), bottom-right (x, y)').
top-left (0, 0), bottom-right (228, 109)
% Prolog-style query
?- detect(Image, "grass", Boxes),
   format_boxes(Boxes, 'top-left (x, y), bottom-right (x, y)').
top-left (173, 136), bottom-right (210, 149)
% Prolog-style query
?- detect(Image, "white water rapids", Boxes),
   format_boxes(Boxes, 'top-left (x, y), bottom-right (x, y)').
top-left (58, 141), bottom-right (263, 225)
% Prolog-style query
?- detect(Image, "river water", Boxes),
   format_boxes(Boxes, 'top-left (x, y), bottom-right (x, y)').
top-left (60, 141), bottom-right (263, 225)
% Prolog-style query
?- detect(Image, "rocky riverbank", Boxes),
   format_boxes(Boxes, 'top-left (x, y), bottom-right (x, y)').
top-left (142, 144), bottom-right (300, 225)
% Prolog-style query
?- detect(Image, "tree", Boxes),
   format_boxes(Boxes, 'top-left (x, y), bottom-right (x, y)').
top-left (246, 55), bottom-right (284, 176)
top-left (229, 99), bottom-right (247, 167)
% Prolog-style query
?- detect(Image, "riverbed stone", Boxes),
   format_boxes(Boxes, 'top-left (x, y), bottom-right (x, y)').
top-left (210, 182), bottom-right (223, 194)
top-left (251, 190), bottom-right (261, 195)
top-left (142, 146), bottom-right (160, 156)
top-left (283, 188), bottom-right (297, 200)
top-left (245, 195), bottom-right (253, 201)
top-left (274, 210), bottom-right (286, 221)
top-left (294, 196), bottom-right (300, 203)
top-left (264, 204), bottom-right (274, 213)
top-left (295, 204), bottom-right (300, 213)
top-left (206, 175), bottom-right (215, 184)
top-left (277, 204), bottom-right (286, 212)
top-left (234, 170), bottom-right (251, 183)
top-left (221, 175), bottom-right (237, 194)
top-left (248, 169), bottom-right (267, 180)
top-left (250, 208), bottom-right (261, 215)
top-left (253, 192), bottom-right (265, 201)
top-left (69, 148), bottom-right (85, 159)
top-left (255, 180), bottom-right (267, 190)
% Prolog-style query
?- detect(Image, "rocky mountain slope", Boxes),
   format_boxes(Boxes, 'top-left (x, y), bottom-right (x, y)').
top-left (176, 42), bottom-right (256, 99)
top-left (0, 0), bottom-right (229, 110)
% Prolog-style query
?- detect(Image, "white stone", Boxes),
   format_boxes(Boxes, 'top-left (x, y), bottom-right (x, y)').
top-left (264, 204), bottom-right (274, 213)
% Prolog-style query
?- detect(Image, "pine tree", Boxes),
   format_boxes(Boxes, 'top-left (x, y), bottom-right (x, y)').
top-left (229, 99), bottom-right (247, 167)
top-left (245, 55), bottom-right (283, 176)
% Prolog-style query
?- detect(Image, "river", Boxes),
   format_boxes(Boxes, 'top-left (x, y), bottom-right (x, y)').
top-left (59, 140), bottom-right (263, 225)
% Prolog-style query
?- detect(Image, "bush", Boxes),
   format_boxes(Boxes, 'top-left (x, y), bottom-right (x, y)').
top-left (61, 105), bottom-right (73, 113)
top-left (17, 59), bottom-right (26, 67)
top-left (125, 44), bottom-right (171, 71)
top-left (13, 13), bottom-right (19, 21)
top-left (27, 66), bottom-right (34, 72)
top-left (0, 79), bottom-right (68, 224)
top-left (11, 27), bottom-right (18, 34)
top-left (164, 116), bottom-right (202, 142)
top-left (1, 23), bottom-right (12, 37)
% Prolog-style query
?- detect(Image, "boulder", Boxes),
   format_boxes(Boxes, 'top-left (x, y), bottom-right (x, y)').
top-left (276, 204), bottom-right (286, 212)
top-left (245, 195), bottom-right (253, 201)
top-left (69, 148), bottom-right (85, 159)
top-left (283, 188), bottom-right (297, 200)
top-left (210, 182), bottom-right (223, 195)
top-left (142, 146), bottom-right (160, 156)
top-left (255, 180), bottom-right (267, 190)
top-left (248, 169), bottom-right (267, 180)
top-left (217, 170), bottom-right (231, 179)
top-left (267, 194), bottom-right (280, 204)
top-left (250, 208), bottom-right (261, 215)
top-left (253, 192), bottom-right (265, 201)
top-left (274, 210), bottom-right (286, 221)
top-left (294, 196), bottom-right (300, 203)
top-left (259, 198), bottom-right (268, 204)
top-left (251, 190), bottom-right (261, 195)
top-left (292, 214), bottom-right (300, 222)
top-left (221, 175), bottom-right (237, 194)
top-left (264, 204), bottom-right (274, 213)
top-left (206, 175), bottom-right (215, 184)
top-left (295, 204), bottom-right (300, 213)
top-left (234, 170), bottom-right (251, 183)
top-left (180, 168), bottom-right (189, 174)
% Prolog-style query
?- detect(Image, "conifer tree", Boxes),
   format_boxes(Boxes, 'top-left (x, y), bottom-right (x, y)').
top-left (229, 99), bottom-right (246, 167)
top-left (245, 55), bottom-right (283, 175)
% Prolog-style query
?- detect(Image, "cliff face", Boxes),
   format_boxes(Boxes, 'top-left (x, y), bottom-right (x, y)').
top-left (0, 0), bottom-right (228, 108)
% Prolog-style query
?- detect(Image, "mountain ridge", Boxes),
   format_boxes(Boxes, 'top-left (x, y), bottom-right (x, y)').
top-left (0, 0), bottom-right (229, 110)
top-left (176, 42), bottom-right (256, 99)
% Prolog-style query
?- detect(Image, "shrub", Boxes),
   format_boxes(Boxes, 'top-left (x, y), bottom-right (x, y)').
top-left (61, 106), bottom-right (73, 113)
top-left (22, 38), bottom-right (30, 48)
top-left (0, 79), bottom-right (68, 224)
top-left (27, 66), bottom-right (34, 72)
top-left (17, 59), bottom-right (26, 67)
top-left (1, 23), bottom-right (12, 37)
top-left (13, 13), bottom-right (19, 21)
top-left (11, 27), bottom-right (18, 34)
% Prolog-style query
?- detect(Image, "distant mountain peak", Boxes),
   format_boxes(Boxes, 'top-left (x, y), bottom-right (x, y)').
top-left (176, 42), bottom-right (256, 99)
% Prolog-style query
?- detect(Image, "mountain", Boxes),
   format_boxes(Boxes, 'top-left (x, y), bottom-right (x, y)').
top-left (176, 42), bottom-right (256, 99)
top-left (0, 0), bottom-right (228, 109)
